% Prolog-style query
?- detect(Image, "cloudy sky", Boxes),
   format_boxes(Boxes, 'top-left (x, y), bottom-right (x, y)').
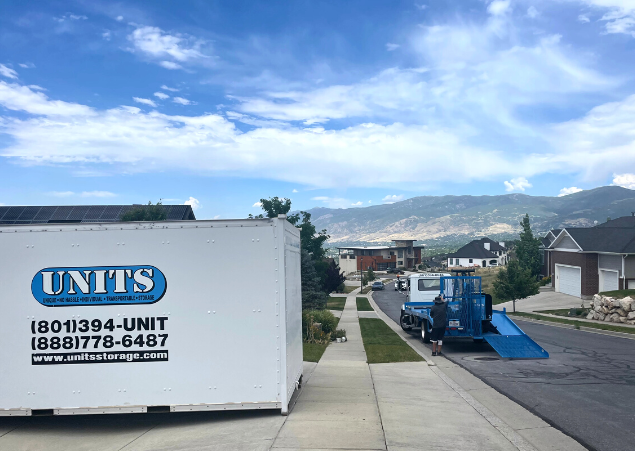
top-left (1, 0), bottom-right (635, 218)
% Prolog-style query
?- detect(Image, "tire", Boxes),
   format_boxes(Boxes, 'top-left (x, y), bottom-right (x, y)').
top-left (421, 320), bottom-right (431, 343)
top-left (400, 311), bottom-right (412, 331)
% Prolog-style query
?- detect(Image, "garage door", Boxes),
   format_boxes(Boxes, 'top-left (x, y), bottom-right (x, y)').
top-left (556, 265), bottom-right (581, 298)
top-left (600, 270), bottom-right (619, 293)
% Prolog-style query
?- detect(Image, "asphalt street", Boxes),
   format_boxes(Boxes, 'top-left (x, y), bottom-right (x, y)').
top-left (373, 281), bottom-right (635, 451)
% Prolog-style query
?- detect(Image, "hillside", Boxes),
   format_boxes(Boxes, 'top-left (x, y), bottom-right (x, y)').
top-left (305, 186), bottom-right (635, 248)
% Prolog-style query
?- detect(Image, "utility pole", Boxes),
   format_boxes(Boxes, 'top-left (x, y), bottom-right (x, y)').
top-left (360, 256), bottom-right (363, 292)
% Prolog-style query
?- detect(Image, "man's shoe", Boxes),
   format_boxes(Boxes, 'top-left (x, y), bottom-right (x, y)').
top-left (432, 352), bottom-right (437, 356)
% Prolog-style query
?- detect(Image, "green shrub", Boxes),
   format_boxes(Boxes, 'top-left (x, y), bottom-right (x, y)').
top-left (336, 282), bottom-right (346, 293)
top-left (540, 275), bottom-right (552, 286)
top-left (302, 309), bottom-right (338, 343)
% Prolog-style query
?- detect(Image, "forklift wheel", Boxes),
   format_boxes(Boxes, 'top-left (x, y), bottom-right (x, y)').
top-left (421, 321), bottom-right (431, 343)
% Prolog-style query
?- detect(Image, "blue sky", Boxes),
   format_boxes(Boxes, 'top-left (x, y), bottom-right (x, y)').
top-left (2, 0), bottom-right (635, 219)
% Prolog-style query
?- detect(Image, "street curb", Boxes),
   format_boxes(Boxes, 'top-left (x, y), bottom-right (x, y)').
top-left (510, 316), bottom-right (635, 341)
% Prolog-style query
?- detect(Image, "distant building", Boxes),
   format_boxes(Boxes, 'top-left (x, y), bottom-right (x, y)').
top-left (0, 204), bottom-right (196, 224)
top-left (338, 239), bottom-right (424, 274)
top-left (446, 238), bottom-right (507, 268)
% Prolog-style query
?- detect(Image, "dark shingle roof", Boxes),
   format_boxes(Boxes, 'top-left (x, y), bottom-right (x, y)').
top-left (478, 237), bottom-right (506, 251)
top-left (448, 240), bottom-right (498, 259)
top-left (555, 228), bottom-right (635, 253)
top-left (596, 216), bottom-right (635, 228)
top-left (0, 205), bottom-right (196, 225)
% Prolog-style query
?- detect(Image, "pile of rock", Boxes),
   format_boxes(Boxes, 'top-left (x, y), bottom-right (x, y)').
top-left (588, 294), bottom-right (635, 324)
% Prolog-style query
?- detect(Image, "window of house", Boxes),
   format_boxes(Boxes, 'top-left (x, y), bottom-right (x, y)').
top-left (389, 251), bottom-right (394, 256)
top-left (398, 250), bottom-right (403, 258)
top-left (469, 259), bottom-right (473, 263)
top-left (449, 258), bottom-right (453, 265)
top-left (398, 261), bottom-right (403, 265)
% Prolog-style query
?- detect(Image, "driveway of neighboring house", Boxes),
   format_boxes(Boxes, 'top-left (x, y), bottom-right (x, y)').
top-left (496, 290), bottom-right (587, 313)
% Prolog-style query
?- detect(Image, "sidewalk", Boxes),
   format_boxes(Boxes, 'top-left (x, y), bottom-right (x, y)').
top-left (496, 291), bottom-right (586, 313)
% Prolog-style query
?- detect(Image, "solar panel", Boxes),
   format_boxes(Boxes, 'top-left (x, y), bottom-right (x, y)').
top-left (0, 207), bottom-right (10, 220)
top-left (167, 205), bottom-right (187, 220)
top-left (34, 206), bottom-right (58, 221)
top-left (100, 205), bottom-right (123, 221)
top-left (67, 206), bottom-right (90, 221)
top-left (17, 206), bottom-right (42, 221)
top-left (84, 206), bottom-right (105, 220)
top-left (0, 221), bottom-right (15, 225)
top-left (2, 207), bottom-right (25, 220)
top-left (50, 206), bottom-right (74, 221)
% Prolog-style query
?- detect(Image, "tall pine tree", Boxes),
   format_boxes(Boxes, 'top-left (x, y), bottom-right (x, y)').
top-left (515, 214), bottom-right (542, 277)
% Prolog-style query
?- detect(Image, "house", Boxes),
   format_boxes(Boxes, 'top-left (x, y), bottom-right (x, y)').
top-left (446, 238), bottom-right (508, 268)
top-left (0, 204), bottom-right (196, 224)
top-left (543, 215), bottom-right (635, 299)
top-left (338, 239), bottom-right (424, 274)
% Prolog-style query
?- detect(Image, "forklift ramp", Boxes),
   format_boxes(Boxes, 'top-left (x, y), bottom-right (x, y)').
top-left (483, 311), bottom-right (549, 359)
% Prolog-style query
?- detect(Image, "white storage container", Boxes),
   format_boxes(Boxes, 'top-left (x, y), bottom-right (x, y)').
top-left (0, 216), bottom-right (302, 415)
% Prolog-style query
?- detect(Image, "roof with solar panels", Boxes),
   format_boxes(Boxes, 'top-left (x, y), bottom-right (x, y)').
top-left (0, 204), bottom-right (196, 225)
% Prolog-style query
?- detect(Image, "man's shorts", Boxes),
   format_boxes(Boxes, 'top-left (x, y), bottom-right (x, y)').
top-left (430, 327), bottom-right (445, 344)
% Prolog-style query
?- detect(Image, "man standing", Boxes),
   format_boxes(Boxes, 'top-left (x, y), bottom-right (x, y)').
top-left (430, 295), bottom-right (447, 356)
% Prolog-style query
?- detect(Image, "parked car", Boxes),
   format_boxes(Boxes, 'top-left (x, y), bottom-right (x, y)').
top-left (387, 268), bottom-right (404, 274)
top-left (371, 281), bottom-right (385, 291)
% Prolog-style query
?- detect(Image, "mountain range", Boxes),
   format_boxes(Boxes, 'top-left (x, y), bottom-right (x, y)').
top-left (304, 186), bottom-right (635, 250)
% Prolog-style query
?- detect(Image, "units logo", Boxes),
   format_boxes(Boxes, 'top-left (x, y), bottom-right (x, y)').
top-left (31, 266), bottom-right (167, 307)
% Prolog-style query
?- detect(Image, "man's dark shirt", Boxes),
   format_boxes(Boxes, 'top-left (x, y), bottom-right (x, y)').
top-left (430, 302), bottom-right (447, 329)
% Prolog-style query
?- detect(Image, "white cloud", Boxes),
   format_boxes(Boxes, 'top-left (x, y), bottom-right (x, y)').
top-left (0, 64), bottom-right (18, 79)
top-left (252, 201), bottom-right (263, 207)
top-left (292, 189), bottom-right (298, 193)
top-left (102, 30), bottom-right (111, 41)
top-left (47, 191), bottom-right (75, 197)
top-left (27, 85), bottom-right (46, 91)
top-left (577, 0), bottom-right (635, 36)
top-left (504, 177), bottom-right (532, 192)
top-left (386, 43), bottom-right (400, 51)
top-left (161, 85), bottom-right (179, 92)
top-left (127, 26), bottom-right (208, 69)
top-left (578, 14), bottom-right (591, 23)
top-left (81, 191), bottom-right (116, 198)
top-left (382, 194), bottom-right (404, 204)
top-left (69, 14), bottom-right (87, 20)
top-left (558, 187), bottom-right (584, 197)
top-left (173, 96), bottom-right (193, 105)
top-left (159, 61), bottom-right (183, 70)
top-left (116, 16), bottom-right (124, 21)
top-left (184, 196), bottom-right (201, 210)
top-left (18, 63), bottom-right (35, 69)
top-left (154, 92), bottom-right (169, 100)
top-left (527, 6), bottom-right (539, 18)
top-left (612, 173), bottom-right (635, 189)
top-left (311, 196), bottom-right (351, 208)
top-left (415, 3), bottom-right (427, 10)
top-left (487, 0), bottom-right (511, 16)
top-left (133, 97), bottom-right (157, 107)
top-left (351, 201), bottom-right (363, 206)
top-left (0, 81), bottom-right (93, 116)
top-left (213, 215), bottom-right (220, 219)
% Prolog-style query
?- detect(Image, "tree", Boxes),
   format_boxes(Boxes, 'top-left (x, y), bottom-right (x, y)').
top-left (120, 201), bottom-right (167, 222)
top-left (366, 268), bottom-right (376, 283)
top-left (300, 249), bottom-right (327, 310)
top-left (493, 260), bottom-right (539, 312)
top-left (515, 214), bottom-right (541, 277)
top-left (259, 197), bottom-right (292, 218)
top-left (324, 260), bottom-right (346, 294)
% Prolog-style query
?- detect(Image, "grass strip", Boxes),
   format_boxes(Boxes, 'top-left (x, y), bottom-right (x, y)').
top-left (303, 342), bottom-right (329, 362)
top-left (327, 297), bottom-right (346, 311)
top-left (359, 318), bottom-right (424, 363)
top-left (598, 289), bottom-right (635, 298)
top-left (342, 285), bottom-right (360, 294)
top-left (509, 312), bottom-right (635, 335)
top-left (356, 297), bottom-right (374, 311)
top-left (361, 286), bottom-right (372, 294)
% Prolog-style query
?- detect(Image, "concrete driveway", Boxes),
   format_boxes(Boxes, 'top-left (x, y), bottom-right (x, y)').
top-left (496, 290), bottom-right (586, 313)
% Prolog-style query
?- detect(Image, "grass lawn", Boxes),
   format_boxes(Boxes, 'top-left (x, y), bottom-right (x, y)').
top-left (599, 289), bottom-right (635, 298)
top-left (536, 308), bottom-right (588, 318)
top-left (303, 342), bottom-right (329, 362)
top-left (327, 297), bottom-right (346, 311)
top-left (356, 297), bottom-right (374, 311)
top-left (475, 267), bottom-right (504, 304)
top-left (509, 312), bottom-right (635, 335)
top-left (361, 286), bottom-right (372, 294)
top-left (359, 318), bottom-right (424, 363)
top-left (342, 284), bottom-right (360, 294)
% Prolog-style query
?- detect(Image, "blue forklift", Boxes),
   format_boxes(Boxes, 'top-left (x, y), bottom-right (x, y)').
top-left (399, 269), bottom-right (548, 359)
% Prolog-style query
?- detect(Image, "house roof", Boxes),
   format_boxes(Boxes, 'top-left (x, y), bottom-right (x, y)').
top-left (477, 237), bottom-right (506, 251)
top-left (559, 228), bottom-right (635, 253)
top-left (596, 216), bottom-right (635, 228)
top-left (0, 204), bottom-right (196, 224)
top-left (448, 240), bottom-right (498, 259)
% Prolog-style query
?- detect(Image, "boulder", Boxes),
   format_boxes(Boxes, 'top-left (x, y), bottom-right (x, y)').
top-left (627, 311), bottom-right (635, 320)
top-left (586, 312), bottom-right (595, 320)
top-left (612, 298), bottom-right (623, 309)
top-left (628, 320), bottom-right (635, 325)
top-left (593, 293), bottom-right (602, 303)
top-left (619, 317), bottom-right (629, 323)
top-left (601, 306), bottom-right (610, 314)
top-left (597, 312), bottom-right (606, 321)
top-left (611, 313), bottom-right (621, 322)
top-left (594, 305), bottom-right (602, 313)
top-left (619, 297), bottom-right (634, 312)
top-left (616, 308), bottom-right (628, 317)
top-left (604, 313), bottom-right (613, 322)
